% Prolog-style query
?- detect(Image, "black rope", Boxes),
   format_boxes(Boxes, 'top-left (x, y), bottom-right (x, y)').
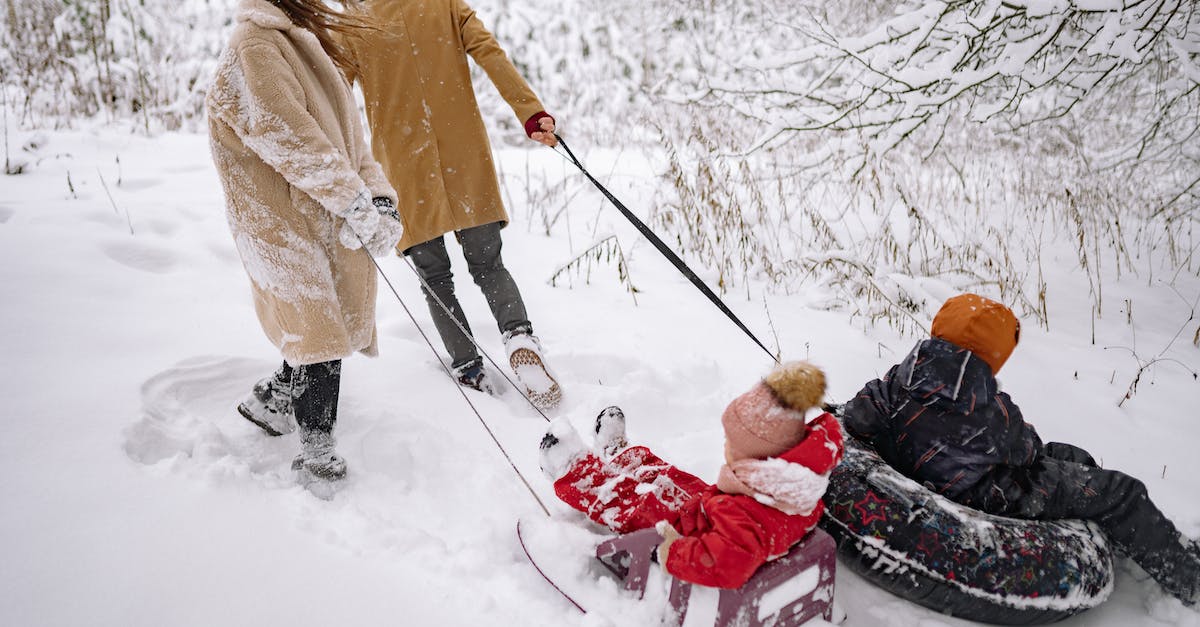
top-left (553, 134), bottom-right (780, 364)
top-left (360, 238), bottom-right (551, 517)
top-left (399, 255), bottom-right (553, 422)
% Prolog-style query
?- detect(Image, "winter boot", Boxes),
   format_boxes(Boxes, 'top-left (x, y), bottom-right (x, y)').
top-left (539, 418), bottom-right (589, 481)
top-left (237, 367), bottom-right (295, 436)
top-left (453, 357), bottom-right (496, 395)
top-left (292, 428), bottom-right (347, 499)
top-left (594, 406), bottom-right (628, 459)
top-left (504, 330), bottom-right (561, 410)
top-left (1176, 539), bottom-right (1200, 607)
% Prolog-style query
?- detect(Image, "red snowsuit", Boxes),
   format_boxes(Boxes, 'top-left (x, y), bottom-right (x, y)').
top-left (553, 413), bottom-right (844, 589)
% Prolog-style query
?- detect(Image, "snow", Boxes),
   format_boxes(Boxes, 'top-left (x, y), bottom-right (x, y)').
top-left (727, 456), bottom-right (831, 516)
top-left (2, 120), bottom-right (1199, 627)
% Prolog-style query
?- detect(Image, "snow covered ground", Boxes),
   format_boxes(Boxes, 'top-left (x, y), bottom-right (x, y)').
top-left (1, 125), bottom-right (1198, 627)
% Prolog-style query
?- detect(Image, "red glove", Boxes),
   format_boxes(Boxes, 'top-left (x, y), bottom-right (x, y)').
top-left (524, 111), bottom-right (555, 138)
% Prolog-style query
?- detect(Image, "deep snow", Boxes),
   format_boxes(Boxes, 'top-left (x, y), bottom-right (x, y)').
top-left (1, 125), bottom-right (1198, 627)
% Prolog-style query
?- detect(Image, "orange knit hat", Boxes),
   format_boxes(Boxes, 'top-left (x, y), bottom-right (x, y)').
top-left (931, 293), bottom-right (1021, 374)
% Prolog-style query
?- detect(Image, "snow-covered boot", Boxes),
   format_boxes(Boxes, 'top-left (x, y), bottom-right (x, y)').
top-left (1178, 540), bottom-right (1200, 607)
top-left (292, 428), bottom-right (347, 498)
top-left (237, 366), bottom-right (295, 436)
top-left (452, 357), bottom-right (496, 395)
top-left (504, 330), bottom-right (561, 410)
top-left (539, 418), bottom-right (589, 480)
top-left (594, 406), bottom-right (628, 459)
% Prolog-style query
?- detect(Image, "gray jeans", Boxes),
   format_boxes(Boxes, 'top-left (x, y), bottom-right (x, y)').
top-left (405, 222), bottom-right (531, 368)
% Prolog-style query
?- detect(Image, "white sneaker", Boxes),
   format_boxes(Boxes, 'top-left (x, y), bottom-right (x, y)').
top-left (505, 332), bottom-right (562, 410)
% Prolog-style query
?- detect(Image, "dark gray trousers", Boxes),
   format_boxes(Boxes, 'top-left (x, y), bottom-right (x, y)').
top-left (276, 360), bottom-right (341, 434)
top-left (959, 442), bottom-right (1199, 603)
top-left (404, 222), bottom-right (531, 368)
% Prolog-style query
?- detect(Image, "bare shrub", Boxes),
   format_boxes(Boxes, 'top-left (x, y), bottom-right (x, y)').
top-left (2, 0), bottom-right (230, 131)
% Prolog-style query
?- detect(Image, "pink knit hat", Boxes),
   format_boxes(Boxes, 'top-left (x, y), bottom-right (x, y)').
top-left (721, 362), bottom-right (827, 462)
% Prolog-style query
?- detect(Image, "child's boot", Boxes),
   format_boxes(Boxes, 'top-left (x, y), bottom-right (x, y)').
top-left (539, 418), bottom-right (589, 480)
top-left (594, 406), bottom-right (628, 459)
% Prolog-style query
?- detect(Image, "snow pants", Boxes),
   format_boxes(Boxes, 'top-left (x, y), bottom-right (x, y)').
top-left (276, 360), bottom-right (341, 434)
top-left (959, 441), bottom-right (1199, 604)
top-left (553, 446), bottom-right (710, 535)
top-left (404, 222), bottom-right (531, 368)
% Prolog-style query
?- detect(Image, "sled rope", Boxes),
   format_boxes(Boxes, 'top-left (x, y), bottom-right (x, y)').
top-left (517, 519), bottom-right (588, 613)
top-left (551, 135), bottom-right (779, 364)
top-left (398, 255), bottom-right (553, 422)
top-left (361, 241), bottom-right (551, 517)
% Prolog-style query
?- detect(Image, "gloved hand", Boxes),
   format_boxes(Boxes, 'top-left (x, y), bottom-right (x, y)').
top-left (524, 111), bottom-right (557, 147)
top-left (655, 520), bottom-right (682, 567)
top-left (337, 189), bottom-right (379, 251)
top-left (364, 196), bottom-right (404, 257)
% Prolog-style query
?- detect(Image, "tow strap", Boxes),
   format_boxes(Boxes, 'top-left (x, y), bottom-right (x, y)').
top-left (553, 134), bottom-right (779, 364)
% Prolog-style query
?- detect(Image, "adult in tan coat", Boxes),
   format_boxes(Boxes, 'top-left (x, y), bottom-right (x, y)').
top-left (344, 0), bottom-right (561, 408)
top-left (206, 0), bottom-right (405, 490)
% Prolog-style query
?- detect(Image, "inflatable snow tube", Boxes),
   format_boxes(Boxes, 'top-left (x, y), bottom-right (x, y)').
top-left (819, 431), bottom-right (1114, 625)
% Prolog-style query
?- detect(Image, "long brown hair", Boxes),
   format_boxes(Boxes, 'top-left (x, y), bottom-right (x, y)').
top-left (270, 0), bottom-right (372, 75)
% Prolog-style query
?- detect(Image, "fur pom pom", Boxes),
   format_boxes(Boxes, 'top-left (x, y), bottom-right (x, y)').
top-left (763, 361), bottom-right (826, 411)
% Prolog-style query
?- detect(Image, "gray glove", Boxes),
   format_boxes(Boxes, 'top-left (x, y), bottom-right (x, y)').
top-left (364, 197), bottom-right (404, 257)
top-left (337, 189), bottom-right (379, 251)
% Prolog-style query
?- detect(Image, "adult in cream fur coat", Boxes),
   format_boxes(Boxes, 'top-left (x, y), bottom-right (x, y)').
top-left (206, 0), bottom-right (403, 489)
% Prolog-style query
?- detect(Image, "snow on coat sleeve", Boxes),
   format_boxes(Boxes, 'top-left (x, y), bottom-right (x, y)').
top-left (665, 495), bottom-right (771, 589)
top-left (357, 143), bottom-right (397, 206)
top-left (454, 0), bottom-right (545, 124)
top-left (777, 412), bottom-right (844, 475)
top-left (209, 41), bottom-right (370, 218)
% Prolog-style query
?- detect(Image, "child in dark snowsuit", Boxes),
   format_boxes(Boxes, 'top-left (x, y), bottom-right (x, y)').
top-left (843, 293), bottom-right (1200, 606)
top-left (539, 362), bottom-right (844, 589)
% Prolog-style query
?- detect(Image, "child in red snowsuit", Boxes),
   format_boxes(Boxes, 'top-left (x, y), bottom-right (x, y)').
top-left (538, 362), bottom-right (844, 589)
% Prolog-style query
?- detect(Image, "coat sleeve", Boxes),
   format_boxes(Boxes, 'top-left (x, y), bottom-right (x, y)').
top-left (357, 153), bottom-right (397, 206)
top-left (454, 0), bottom-right (546, 124)
top-left (664, 496), bottom-right (769, 589)
top-left (996, 391), bottom-right (1043, 466)
top-left (207, 41), bottom-right (369, 217)
top-left (778, 413), bottom-right (844, 475)
top-left (327, 29), bottom-right (398, 207)
top-left (842, 367), bottom-right (897, 443)
top-left (353, 111), bottom-right (396, 206)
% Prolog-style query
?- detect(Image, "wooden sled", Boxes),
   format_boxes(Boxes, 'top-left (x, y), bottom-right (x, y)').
top-left (595, 527), bottom-right (837, 626)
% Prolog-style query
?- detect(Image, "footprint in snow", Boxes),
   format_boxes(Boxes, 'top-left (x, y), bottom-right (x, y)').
top-left (124, 355), bottom-right (294, 484)
top-left (116, 177), bottom-right (162, 192)
top-left (205, 239), bottom-right (242, 265)
top-left (101, 239), bottom-right (179, 274)
top-left (127, 355), bottom-right (536, 568)
top-left (82, 211), bottom-right (126, 229)
top-left (0, 206), bottom-right (13, 224)
top-left (142, 218), bottom-right (180, 236)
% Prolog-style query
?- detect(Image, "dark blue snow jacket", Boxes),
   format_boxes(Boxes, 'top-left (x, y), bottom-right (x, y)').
top-left (843, 337), bottom-right (1043, 499)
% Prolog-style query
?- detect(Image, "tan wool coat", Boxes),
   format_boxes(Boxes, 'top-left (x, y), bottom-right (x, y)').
top-left (206, 0), bottom-right (398, 366)
top-left (344, 0), bottom-right (547, 250)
